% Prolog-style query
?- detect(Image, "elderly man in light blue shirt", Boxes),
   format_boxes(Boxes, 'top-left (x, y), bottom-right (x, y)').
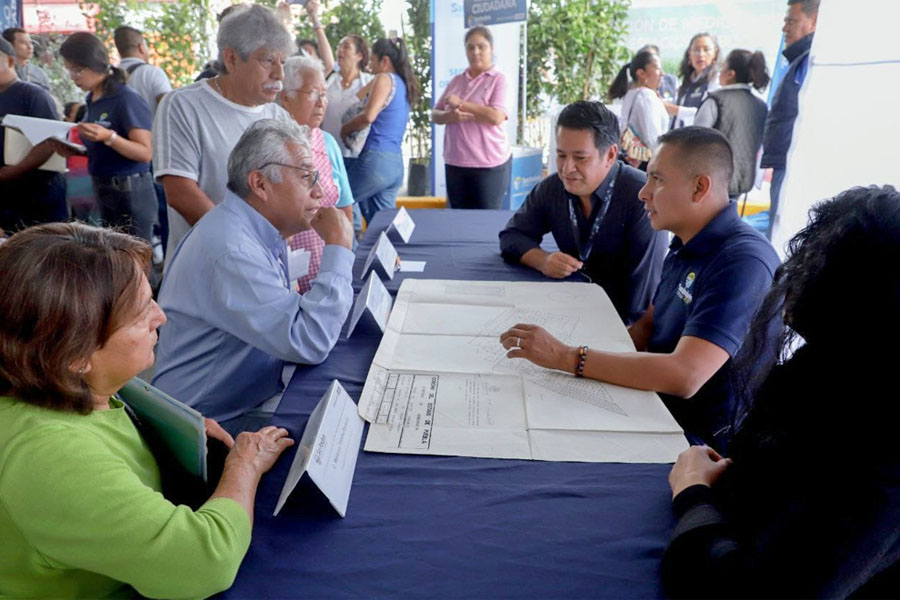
top-left (153, 118), bottom-right (354, 424)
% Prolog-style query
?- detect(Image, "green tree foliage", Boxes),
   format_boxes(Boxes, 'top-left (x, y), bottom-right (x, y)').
top-left (525, 0), bottom-right (631, 119)
top-left (404, 0), bottom-right (431, 162)
top-left (295, 0), bottom-right (385, 54)
top-left (83, 0), bottom-right (214, 88)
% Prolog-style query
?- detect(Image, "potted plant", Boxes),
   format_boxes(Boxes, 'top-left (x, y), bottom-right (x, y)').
top-left (404, 0), bottom-right (431, 196)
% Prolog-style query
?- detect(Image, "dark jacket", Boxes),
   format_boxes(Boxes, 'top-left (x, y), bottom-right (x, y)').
top-left (760, 33), bottom-right (814, 169)
top-left (662, 345), bottom-right (900, 598)
top-left (498, 162), bottom-right (667, 325)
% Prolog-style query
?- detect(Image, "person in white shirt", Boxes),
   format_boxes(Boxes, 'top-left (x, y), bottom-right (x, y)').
top-left (152, 4), bottom-right (294, 258)
top-left (114, 26), bottom-right (172, 119)
top-left (608, 49), bottom-right (670, 170)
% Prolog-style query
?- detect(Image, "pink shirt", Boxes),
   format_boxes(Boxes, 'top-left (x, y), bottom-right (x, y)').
top-left (436, 66), bottom-right (511, 168)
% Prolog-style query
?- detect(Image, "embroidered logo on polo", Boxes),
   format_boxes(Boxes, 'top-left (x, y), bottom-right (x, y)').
top-left (676, 271), bottom-right (696, 304)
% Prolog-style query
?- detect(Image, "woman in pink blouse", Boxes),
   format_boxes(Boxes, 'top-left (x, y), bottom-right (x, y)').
top-left (432, 26), bottom-right (511, 209)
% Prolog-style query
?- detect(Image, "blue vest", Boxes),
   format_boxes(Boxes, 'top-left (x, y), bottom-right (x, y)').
top-left (761, 33), bottom-right (814, 170)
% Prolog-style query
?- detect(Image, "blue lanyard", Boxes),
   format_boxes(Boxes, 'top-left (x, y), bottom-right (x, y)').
top-left (567, 162), bottom-right (620, 263)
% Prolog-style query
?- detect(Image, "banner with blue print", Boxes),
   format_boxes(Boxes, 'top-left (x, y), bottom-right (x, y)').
top-left (463, 0), bottom-right (527, 27)
top-left (1, 0), bottom-right (22, 31)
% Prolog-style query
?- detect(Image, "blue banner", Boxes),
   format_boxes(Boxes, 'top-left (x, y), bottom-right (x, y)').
top-left (1, 0), bottom-right (22, 30)
top-left (463, 0), bottom-right (527, 28)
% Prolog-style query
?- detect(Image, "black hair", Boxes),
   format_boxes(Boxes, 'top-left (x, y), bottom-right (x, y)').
top-left (724, 49), bottom-right (770, 92)
top-left (608, 49), bottom-right (657, 101)
top-left (732, 185), bottom-right (900, 422)
top-left (371, 37), bottom-right (420, 106)
top-left (556, 100), bottom-right (619, 151)
top-left (656, 126), bottom-right (734, 187)
top-left (788, 0), bottom-right (820, 16)
top-left (63, 101), bottom-right (80, 121)
top-left (74, 104), bottom-right (86, 123)
top-left (59, 31), bottom-right (126, 96)
top-left (465, 26), bottom-right (493, 47)
top-left (297, 38), bottom-right (318, 55)
top-left (217, 3), bottom-right (243, 22)
top-left (1, 27), bottom-right (26, 45)
top-left (678, 32), bottom-right (720, 95)
top-left (113, 25), bottom-right (144, 56)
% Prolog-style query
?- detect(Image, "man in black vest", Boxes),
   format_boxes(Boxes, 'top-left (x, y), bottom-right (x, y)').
top-left (761, 0), bottom-right (818, 240)
top-left (499, 101), bottom-right (667, 325)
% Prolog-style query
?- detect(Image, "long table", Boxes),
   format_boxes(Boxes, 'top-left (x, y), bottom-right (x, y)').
top-left (221, 209), bottom-right (674, 599)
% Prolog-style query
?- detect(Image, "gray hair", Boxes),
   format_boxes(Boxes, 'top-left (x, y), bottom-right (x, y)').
top-left (226, 119), bottom-right (311, 199)
top-left (217, 4), bottom-right (295, 65)
top-left (283, 55), bottom-right (325, 92)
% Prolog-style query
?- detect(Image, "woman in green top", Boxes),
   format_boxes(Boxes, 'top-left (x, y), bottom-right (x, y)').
top-left (0, 223), bottom-right (294, 599)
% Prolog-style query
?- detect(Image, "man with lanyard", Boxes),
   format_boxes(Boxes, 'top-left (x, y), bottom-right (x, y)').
top-left (501, 127), bottom-right (780, 451)
top-left (499, 100), bottom-right (667, 325)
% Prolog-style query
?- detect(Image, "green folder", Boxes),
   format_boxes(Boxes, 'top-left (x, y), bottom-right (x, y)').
top-left (117, 377), bottom-right (208, 482)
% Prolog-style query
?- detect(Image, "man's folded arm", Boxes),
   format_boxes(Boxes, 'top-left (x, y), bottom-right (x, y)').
top-left (206, 246), bottom-right (355, 364)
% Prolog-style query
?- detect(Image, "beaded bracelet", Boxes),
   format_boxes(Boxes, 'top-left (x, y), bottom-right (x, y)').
top-left (574, 345), bottom-right (588, 378)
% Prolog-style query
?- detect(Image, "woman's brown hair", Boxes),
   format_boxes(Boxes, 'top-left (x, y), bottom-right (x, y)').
top-left (0, 223), bottom-right (151, 413)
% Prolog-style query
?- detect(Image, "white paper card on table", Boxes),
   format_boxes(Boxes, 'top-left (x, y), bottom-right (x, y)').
top-left (360, 231), bottom-right (398, 280)
top-left (398, 260), bottom-right (426, 272)
top-left (388, 206), bottom-right (416, 243)
top-left (274, 380), bottom-right (364, 517)
top-left (346, 270), bottom-right (393, 338)
top-left (287, 248), bottom-right (311, 283)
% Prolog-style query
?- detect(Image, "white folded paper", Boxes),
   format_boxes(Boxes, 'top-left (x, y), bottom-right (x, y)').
top-left (346, 270), bottom-right (393, 338)
top-left (388, 206), bottom-right (416, 243)
top-left (360, 231), bottom-right (399, 280)
top-left (274, 380), bottom-right (365, 517)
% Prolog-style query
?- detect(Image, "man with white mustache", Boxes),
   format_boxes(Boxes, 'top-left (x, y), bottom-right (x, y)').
top-left (153, 4), bottom-right (295, 260)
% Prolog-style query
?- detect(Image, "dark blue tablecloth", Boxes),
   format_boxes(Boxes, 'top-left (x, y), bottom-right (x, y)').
top-left (221, 209), bottom-right (673, 599)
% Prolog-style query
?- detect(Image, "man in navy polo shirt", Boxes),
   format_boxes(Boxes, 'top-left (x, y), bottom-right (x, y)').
top-left (501, 127), bottom-right (779, 450)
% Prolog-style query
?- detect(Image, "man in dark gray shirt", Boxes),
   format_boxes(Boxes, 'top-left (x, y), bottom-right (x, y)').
top-left (499, 100), bottom-right (667, 324)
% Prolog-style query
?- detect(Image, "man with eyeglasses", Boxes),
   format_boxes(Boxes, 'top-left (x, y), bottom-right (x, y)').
top-left (153, 119), bottom-right (354, 432)
top-left (278, 54), bottom-right (355, 292)
top-left (499, 100), bottom-right (667, 325)
top-left (152, 4), bottom-right (295, 262)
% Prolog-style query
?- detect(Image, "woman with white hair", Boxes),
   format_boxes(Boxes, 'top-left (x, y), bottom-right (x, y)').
top-left (278, 55), bottom-right (354, 292)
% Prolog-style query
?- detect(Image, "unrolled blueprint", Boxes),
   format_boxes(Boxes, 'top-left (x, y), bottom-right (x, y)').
top-left (358, 280), bottom-right (688, 463)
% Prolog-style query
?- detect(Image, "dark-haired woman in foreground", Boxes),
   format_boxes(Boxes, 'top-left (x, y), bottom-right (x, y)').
top-left (694, 49), bottom-right (769, 200)
top-left (663, 185), bottom-right (900, 598)
top-left (56, 32), bottom-right (156, 242)
top-left (0, 223), bottom-right (293, 598)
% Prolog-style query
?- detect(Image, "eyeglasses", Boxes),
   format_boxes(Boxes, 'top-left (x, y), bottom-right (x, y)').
top-left (293, 89), bottom-right (328, 104)
top-left (67, 65), bottom-right (86, 77)
top-left (260, 163), bottom-right (319, 189)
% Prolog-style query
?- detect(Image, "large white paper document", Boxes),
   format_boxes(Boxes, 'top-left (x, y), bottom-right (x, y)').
top-left (274, 380), bottom-right (365, 517)
top-left (346, 270), bottom-right (393, 338)
top-left (358, 280), bottom-right (688, 463)
top-left (360, 231), bottom-right (399, 280)
top-left (388, 206), bottom-right (416, 243)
